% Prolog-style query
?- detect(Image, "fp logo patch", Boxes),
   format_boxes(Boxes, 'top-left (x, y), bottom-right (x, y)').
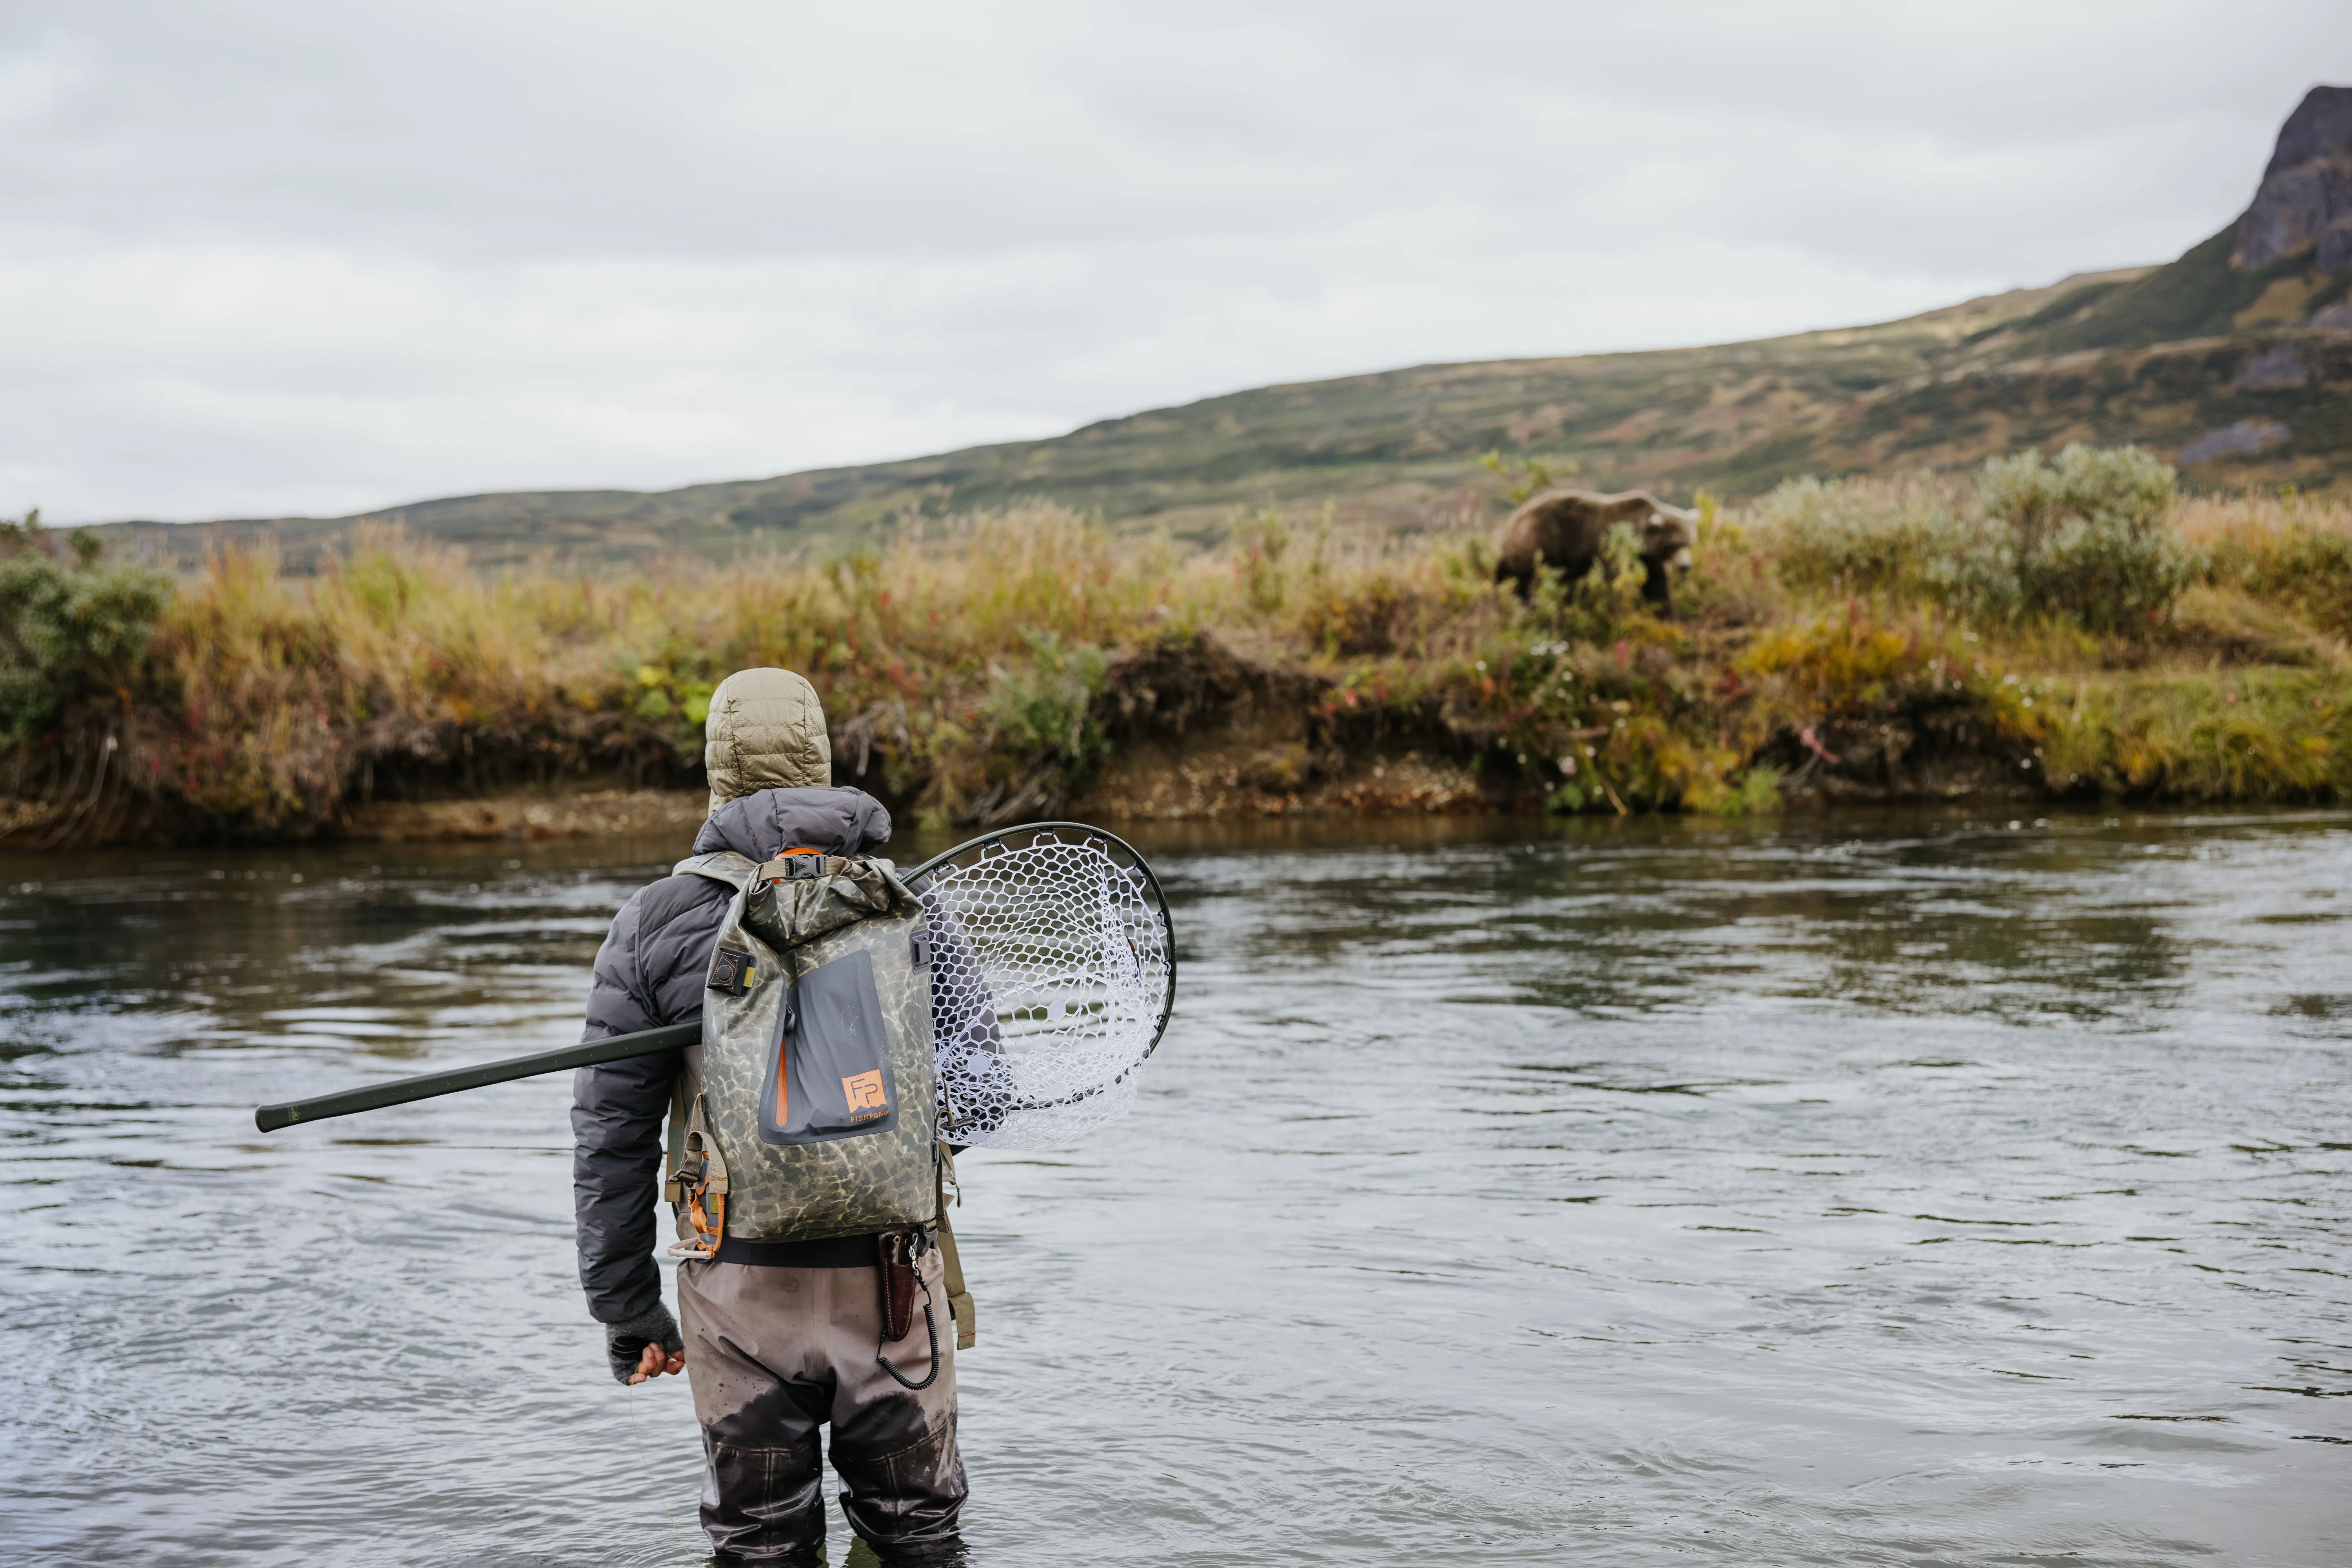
top-left (841, 1070), bottom-right (890, 1121)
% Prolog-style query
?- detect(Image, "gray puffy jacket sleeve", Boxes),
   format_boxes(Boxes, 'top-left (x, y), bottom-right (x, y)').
top-left (570, 875), bottom-right (730, 1323)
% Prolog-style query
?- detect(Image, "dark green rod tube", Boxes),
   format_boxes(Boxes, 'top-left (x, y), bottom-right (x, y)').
top-left (249, 835), bottom-right (981, 1134)
top-left (252, 1021), bottom-right (699, 1133)
top-left (250, 824), bottom-right (1156, 1134)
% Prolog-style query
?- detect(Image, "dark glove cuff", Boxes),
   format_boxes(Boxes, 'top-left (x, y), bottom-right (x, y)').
top-left (604, 1300), bottom-right (683, 1383)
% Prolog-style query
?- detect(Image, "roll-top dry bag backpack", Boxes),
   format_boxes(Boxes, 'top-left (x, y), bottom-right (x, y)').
top-left (663, 849), bottom-right (940, 1253)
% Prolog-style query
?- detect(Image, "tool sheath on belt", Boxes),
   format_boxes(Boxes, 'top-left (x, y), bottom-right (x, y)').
top-left (877, 1226), bottom-right (927, 1343)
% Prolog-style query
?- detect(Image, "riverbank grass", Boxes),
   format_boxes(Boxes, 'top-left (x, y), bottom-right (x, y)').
top-left (0, 446), bottom-right (2344, 839)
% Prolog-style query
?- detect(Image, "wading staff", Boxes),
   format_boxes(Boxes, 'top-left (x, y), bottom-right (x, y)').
top-left (252, 822), bottom-right (1173, 1135)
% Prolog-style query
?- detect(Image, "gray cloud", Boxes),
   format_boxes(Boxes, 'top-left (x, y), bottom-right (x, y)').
top-left (1, 0), bottom-right (2344, 521)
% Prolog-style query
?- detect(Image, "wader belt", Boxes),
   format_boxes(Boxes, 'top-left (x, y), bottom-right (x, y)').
top-left (713, 1234), bottom-right (887, 1268)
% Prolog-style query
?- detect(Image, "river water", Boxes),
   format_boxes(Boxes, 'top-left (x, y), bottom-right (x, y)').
top-left (2, 809), bottom-right (2348, 1566)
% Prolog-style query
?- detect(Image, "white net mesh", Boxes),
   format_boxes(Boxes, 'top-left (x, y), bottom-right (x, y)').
top-left (918, 828), bottom-right (1173, 1151)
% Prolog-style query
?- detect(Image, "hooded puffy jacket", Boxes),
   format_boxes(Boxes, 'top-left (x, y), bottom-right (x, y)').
top-left (570, 784), bottom-right (893, 1323)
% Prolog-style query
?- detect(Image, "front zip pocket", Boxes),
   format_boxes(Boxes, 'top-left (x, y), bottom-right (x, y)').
top-left (757, 947), bottom-right (898, 1144)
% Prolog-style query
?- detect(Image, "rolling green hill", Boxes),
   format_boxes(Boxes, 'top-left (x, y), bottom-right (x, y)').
top-left (89, 88), bottom-right (2352, 573)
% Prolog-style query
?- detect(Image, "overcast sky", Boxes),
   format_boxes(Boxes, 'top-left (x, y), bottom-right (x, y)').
top-left (4, 2), bottom-right (2347, 523)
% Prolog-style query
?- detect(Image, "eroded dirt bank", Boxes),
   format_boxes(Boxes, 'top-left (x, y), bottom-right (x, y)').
top-left (0, 624), bottom-right (2279, 846)
top-left (153, 628), bottom-right (2068, 847)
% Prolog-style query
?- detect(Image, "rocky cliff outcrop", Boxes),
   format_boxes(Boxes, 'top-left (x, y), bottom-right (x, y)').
top-left (2233, 85), bottom-right (2352, 272)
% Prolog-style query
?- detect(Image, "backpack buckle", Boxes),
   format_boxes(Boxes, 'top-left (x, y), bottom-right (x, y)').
top-left (756, 848), bottom-right (833, 884)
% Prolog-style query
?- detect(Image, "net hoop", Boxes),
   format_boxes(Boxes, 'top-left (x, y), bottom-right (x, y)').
top-left (908, 822), bottom-right (1175, 1150)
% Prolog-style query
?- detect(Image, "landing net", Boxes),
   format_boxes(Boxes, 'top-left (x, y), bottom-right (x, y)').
top-left (916, 824), bottom-right (1174, 1151)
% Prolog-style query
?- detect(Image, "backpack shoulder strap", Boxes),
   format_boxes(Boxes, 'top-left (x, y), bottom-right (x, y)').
top-left (674, 850), bottom-right (760, 889)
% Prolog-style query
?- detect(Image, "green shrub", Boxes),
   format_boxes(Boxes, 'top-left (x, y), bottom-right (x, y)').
top-left (0, 522), bottom-right (174, 740)
top-left (1755, 448), bottom-right (2195, 632)
top-left (1981, 445), bottom-right (2193, 632)
top-left (1979, 443), bottom-right (2174, 547)
top-left (1725, 764), bottom-right (1786, 815)
top-left (2015, 514), bottom-right (2197, 633)
top-left (988, 628), bottom-right (1107, 769)
top-left (1757, 475), bottom-right (1940, 591)
top-left (1754, 476), bottom-right (2016, 617)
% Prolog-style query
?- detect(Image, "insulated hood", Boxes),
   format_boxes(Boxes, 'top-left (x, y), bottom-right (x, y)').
top-left (703, 667), bottom-right (831, 817)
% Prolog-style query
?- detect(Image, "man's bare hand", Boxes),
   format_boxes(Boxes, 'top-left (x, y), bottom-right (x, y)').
top-left (629, 1340), bottom-right (686, 1385)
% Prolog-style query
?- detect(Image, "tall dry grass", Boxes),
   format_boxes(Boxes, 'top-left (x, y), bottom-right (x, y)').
top-left (119, 508), bottom-right (1234, 831)
top-left (1, 452), bottom-right (2346, 839)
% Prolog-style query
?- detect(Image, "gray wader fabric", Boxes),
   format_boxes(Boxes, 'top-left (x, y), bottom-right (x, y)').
top-left (680, 1249), bottom-right (965, 1565)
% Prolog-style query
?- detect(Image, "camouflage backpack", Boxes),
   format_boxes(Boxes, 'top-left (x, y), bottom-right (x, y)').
top-left (662, 849), bottom-right (940, 1252)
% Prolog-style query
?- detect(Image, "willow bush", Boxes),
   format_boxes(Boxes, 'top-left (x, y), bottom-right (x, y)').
top-left (0, 514), bottom-right (174, 741)
top-left (1752, 445), bottom-right (2201, 633)
top-left (1985, 445), bottom-right (2197, 632)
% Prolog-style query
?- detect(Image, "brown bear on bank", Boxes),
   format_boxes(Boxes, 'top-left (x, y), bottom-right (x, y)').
top-left (1494, 488), bottom-right (1698, 614)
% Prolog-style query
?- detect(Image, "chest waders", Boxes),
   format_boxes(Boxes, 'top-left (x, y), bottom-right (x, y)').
top-left (663, 848), bottom-right (971, 1385)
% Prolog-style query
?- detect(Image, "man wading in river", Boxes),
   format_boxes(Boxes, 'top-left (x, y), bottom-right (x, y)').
top-left (573, 668), bottom-right (967, 1566)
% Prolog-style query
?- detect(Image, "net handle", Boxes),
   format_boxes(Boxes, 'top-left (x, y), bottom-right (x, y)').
top-left (907, 820), bottom-right (1178, 1068)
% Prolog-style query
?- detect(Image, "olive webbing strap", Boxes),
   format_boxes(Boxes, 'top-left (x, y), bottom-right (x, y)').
top-left (935, 1149), bottom-right (976, 1351)
top-left (663, 1073), bottom-right (689, 1203)
top-left (671, 849), bottom-right (760, 888)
